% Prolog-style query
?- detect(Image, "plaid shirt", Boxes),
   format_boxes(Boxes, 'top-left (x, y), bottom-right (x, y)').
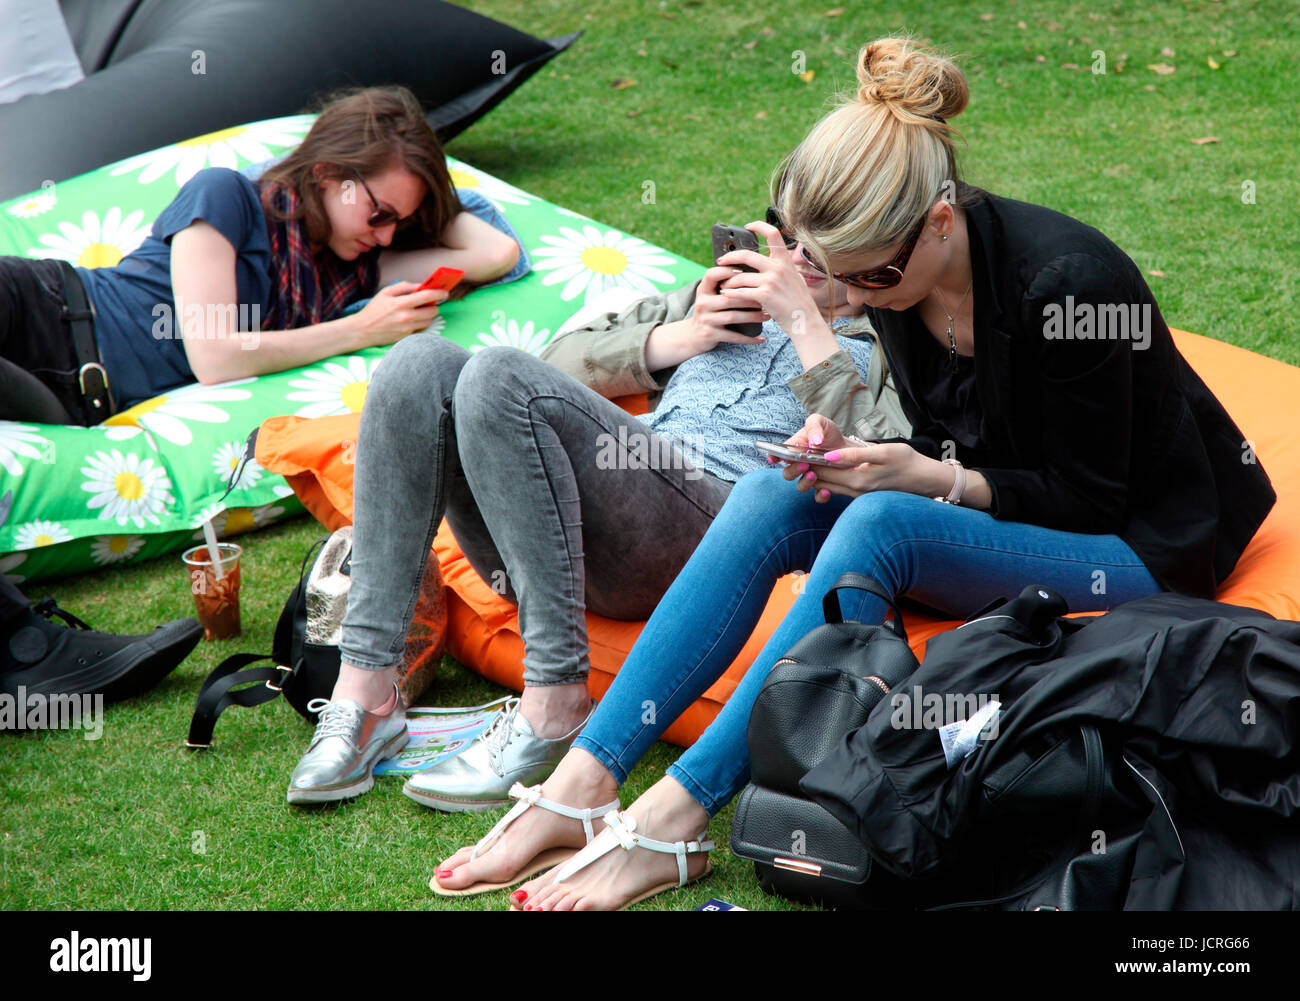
top-left (261, 182), bottom-right (378, 331)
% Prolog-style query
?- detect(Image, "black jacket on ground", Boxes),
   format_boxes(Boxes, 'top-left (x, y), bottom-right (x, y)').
top-left (866, 191), bottom-right (1276, 598)
top-left (800, 591), bottom-right (1300, 909)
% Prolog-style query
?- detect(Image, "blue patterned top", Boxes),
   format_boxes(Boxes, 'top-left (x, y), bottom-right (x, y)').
top-left (644, 318), bottom-right (874, 482)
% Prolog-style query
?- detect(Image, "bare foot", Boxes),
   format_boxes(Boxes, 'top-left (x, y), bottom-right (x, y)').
top-left (433, 748), bottom-right (618, 892)
top-left (518, 776), bottom-right (710, 911)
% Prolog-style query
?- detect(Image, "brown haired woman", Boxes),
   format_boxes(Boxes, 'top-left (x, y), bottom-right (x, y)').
top-left (0, 86), bottom-right (521, 424)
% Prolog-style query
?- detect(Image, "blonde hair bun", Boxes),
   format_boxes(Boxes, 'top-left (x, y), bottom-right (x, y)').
top-left (856, 38), bottom-right (968, 124)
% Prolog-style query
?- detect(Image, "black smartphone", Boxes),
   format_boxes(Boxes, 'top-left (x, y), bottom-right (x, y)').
top-left (711, 223), bottom-right (763, 337)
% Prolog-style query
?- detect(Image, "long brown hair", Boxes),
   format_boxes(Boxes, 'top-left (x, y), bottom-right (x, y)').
top-left (260, 86), bottom-right (460, 252)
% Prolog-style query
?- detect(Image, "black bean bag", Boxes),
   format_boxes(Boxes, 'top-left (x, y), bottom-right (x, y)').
top-left (0, 0), bottom-right (577, 200)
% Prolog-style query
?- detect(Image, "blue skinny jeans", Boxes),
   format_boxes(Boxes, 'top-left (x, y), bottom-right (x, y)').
top-left (572, 467), bottom-right (1162, 815)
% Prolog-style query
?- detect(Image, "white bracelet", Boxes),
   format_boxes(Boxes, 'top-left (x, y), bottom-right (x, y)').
top-left (937, 458), bottom-right (965, 505)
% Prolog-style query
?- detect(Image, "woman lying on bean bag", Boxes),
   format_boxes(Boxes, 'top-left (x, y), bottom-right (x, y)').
top-left (285, 240), bottom-right (907, 822)
top-left (434, 37), bottom-right (1276, 910)
top-left (0, 86), bottom-right (522, 425)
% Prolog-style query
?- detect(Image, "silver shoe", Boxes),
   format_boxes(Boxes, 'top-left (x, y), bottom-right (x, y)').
top-left (403, 697), bottom-right (595, 813)
top-left (286, 685), bottom-right (408, 804)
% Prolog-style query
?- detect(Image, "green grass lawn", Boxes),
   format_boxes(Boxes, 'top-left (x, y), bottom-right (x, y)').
top-left (2, 0), bottom-right (1296, 911)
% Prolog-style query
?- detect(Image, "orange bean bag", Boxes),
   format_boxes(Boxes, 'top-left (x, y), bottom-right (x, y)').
top-left (256, 330), bottom-right (1300, 747)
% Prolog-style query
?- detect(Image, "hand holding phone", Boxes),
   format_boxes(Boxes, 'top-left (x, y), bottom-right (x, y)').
top-left (416, 266), bottom-right (464, 294)
top-left (711, 224), bottom-right (763, 337)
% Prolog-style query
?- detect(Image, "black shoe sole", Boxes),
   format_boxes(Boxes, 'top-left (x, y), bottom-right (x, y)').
top-left (1, 618), bottom-right (204, 706)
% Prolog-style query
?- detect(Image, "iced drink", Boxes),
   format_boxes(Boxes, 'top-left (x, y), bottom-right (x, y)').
top-left (182, 543), bottom-right (242, 640)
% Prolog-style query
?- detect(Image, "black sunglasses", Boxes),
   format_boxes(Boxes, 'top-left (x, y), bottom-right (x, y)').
top-left (765, 207), bottom-right (799, 250)
top-left (355, 174), bottom-right (404, 229)
top-left (799, 212), bottom-right (928, 290)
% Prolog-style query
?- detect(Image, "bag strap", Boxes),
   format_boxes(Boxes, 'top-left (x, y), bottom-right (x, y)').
top-left (56, 260), bottom-right (115, 421)
top-left (185, 653), bottom-right (288, 748)
top-left (822, 572), bottom-right (906, 640)
top-left (218, 427), bottom-right (260, 503)
top-left (185, 534), bottom-right (333, 748)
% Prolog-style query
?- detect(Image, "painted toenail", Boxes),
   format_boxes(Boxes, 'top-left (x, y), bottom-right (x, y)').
top-left (512, 889), bottom-right (528, 903)
top-left (438, 869), bottom-right (453, 879)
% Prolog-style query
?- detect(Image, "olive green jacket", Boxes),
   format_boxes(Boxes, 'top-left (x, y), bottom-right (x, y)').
top-left (540, 279), bottom-right (912, 441)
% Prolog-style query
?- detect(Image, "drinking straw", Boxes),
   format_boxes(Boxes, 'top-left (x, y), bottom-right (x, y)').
top-left (202, 518), bottom-right (225, 580)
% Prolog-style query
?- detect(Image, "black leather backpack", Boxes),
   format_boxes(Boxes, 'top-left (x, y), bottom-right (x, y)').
top-left (729, 573), bottom-right (922, 908)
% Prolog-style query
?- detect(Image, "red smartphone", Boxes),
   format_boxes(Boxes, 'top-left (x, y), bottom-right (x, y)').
top-left (416, 266), bottom-right (464, 294)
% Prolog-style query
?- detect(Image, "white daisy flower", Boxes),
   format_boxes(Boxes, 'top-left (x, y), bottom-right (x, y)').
top-left (447, 163), bottom-right (534, 207)
top-left (100, 425), bottom-right (148, 443)
top-left (89, 534), bottom-right (146, 566)
top-left (211, 441), bottom-right (263, 490)
top-left (6, 188), bottom-right (56, 218)
top-left (12, 520), bottom-right (72, 550)
top-left (27, 207), bottom-right (153, 268)
top-left (81, 449), bottom-right (175, 527)
top-left (0, 424), bottom-right (53, 477)
top-left (285, 356), bottom-right (380, 418)
top-left (191, 502), bottom-right (285, 540)
top-left (0, 552), bottom-right (26, 584)
top-left (245, 502), bottom-right (286, 529)
top-left (189, 503), bottom-right (227, 532)
top-left (108, 117), bottom-right (314, 188)
top-left (531, 225), bottom-right (678, 305)
top-left (101, 381), bottom-right (253, 447)
top-left (471, 317), bottom-right (552, 355)
top-left (272, 483), bottom-right (295, 499)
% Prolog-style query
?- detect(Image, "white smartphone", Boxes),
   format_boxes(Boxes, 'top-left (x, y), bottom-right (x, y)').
top-left (755, 441), bottom-right (839, 465)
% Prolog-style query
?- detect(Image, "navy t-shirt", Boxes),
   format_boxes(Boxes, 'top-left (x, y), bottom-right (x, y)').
top-left (78, 168), bottom-right (272, 407)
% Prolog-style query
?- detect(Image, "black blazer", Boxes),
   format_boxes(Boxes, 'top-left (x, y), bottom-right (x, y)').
top-left (866, 191), bottom-right (1276, 598)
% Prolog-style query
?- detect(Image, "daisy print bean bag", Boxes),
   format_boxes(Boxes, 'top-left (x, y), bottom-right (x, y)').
top-left (0, 114), bottom-right (704, 584)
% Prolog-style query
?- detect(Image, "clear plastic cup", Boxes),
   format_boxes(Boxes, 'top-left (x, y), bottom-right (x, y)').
top-left (182, 543), bottom-right (242, 640)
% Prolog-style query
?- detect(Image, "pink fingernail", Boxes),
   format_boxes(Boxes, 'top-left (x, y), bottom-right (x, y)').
top-left (810, 433), bottom-right (823, 446)
top-left (796, 462), bottom-right (809, 473)
top-left (766, 454), bottom-right (777, 463)
top-left (824, 450), bottom-right (842, 462)
top-left (804, 471), bottom-right (817, 482)
top-left (817, 489), bottom-right (830, 501)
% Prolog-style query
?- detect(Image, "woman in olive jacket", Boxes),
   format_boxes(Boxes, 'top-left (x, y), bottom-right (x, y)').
top-left (433, 37), bottom-right (1274, 911)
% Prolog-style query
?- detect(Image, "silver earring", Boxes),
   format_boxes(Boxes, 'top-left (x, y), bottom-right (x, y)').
top-left (941, 235), bottom-right (949, 241)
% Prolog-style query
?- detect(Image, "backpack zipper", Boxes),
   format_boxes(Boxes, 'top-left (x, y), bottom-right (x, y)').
top-left (773, 657), bottom-right (891, 694)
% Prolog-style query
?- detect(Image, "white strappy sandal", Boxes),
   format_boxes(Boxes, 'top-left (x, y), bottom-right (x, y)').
top-left (430, 781), bottom-right (620, 897)
top-left (520, 809), bottom-right (714, 910)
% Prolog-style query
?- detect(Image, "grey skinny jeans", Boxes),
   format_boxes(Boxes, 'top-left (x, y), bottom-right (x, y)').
top-left (340, 335), bottom-right (733, 686)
